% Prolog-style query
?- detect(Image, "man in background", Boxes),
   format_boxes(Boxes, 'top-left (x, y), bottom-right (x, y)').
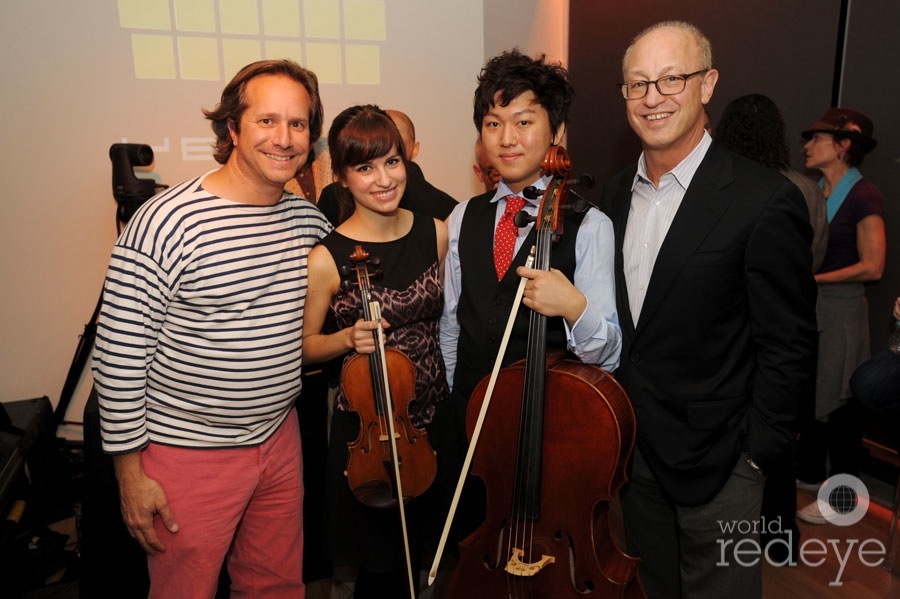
top-left (472, 137), bottom-right (500, 193)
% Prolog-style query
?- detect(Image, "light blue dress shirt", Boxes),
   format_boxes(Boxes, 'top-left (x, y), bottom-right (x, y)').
top-left (440, 175), bottom-right (622, 388)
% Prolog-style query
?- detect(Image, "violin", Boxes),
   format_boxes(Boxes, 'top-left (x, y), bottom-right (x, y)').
top-left (339, 245), bottom-right (437, 510)
top-left (445, 147), bottom-right (643, 597)
top-left (340, 244), bottom-right (438, 598)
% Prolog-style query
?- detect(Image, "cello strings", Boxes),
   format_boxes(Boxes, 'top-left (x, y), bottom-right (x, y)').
top-left (512, 224), bottom-right (553, 596)
top-left (507, 192), bottom-right (558, 596)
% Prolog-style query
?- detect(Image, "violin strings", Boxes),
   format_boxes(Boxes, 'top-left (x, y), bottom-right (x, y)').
top-left (361, 275), bottom-right (392, 466)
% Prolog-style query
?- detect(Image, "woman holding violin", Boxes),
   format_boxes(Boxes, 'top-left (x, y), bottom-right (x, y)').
top-left (302, 104), bottom-right (449, 598)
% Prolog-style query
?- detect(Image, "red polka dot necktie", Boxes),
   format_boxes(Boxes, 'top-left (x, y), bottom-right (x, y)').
top-left (493, 195), bottom-right (526, 280)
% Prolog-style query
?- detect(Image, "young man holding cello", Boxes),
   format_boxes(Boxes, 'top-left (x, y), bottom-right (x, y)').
top-left (440, 47), bottom-right (622, 422)
top-left (436, 50), bottom-right (625, 591)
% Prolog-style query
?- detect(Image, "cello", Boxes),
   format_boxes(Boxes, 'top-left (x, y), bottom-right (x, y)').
top-left (445, 147), bottom-right (643, 597)
top-left (339, 244), bottom-right (438, 597)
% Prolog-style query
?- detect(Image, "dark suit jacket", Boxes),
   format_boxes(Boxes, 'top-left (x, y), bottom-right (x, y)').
top-left (601, 141), bottom-right (817, 506)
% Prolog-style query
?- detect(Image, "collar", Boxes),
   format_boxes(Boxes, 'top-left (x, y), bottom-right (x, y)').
top-left (491, 175), bottom-right (553, 207)
top-left (631, 131), bottom-right (713, 192)
top-left (820, 167), bottom-right (863, 223)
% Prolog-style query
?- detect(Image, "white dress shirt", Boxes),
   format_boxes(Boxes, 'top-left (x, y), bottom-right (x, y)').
top-left (623, 133), bottom-right (712, 322)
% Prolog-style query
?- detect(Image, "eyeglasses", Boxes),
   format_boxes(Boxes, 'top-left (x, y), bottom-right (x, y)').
top-left (618, 70), bottom-right (709, 100)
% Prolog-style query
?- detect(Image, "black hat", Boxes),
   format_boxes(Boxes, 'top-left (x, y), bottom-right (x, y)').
top-left (801, 107), bottom-right (877, 153)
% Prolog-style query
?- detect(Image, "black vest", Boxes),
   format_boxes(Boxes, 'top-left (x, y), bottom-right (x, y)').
top-left (452, 191), bottom-right (584, 400)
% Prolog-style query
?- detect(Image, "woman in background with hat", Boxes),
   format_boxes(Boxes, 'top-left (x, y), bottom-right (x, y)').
top-left (795, 107), bottom-right (885, 524)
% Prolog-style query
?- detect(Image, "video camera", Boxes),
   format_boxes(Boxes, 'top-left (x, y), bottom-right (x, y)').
top-left (109, 143), bottom-right (166, 225)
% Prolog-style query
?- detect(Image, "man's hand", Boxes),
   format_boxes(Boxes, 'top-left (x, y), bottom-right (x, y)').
top-left (517, 266), bottom-right (587, 325)
top-left (113, 452), bottom-right (179, 555)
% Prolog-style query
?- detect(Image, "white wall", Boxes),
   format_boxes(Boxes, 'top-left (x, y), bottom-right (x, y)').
top-left (0, 0), bottom-right (567, 436)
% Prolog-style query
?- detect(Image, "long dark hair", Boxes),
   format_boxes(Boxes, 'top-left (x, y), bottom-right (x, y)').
top-left (715, 93), bottom-right (790, 171)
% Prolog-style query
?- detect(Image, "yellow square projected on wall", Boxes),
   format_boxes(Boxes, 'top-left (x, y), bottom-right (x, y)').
top-left (174, 0), bottom-right (217, 33)
top-left (263, 0), bottom-right (301, 37)
top-left (132, 34), bottom-right (176, 79)
top-left (305, 43), bottom-right (342, 84)
top-left (220, 0), bottom-right (260, 35)
top-left (343, 0), bottom-right (386, 41)
top-left (345, 44), bottom-right (380, 85)
top-left (223, 39), bottom-right (263, 80)
top-left (120, 0), bottom-right (386, 82)
top-left (265, 41), bottom-right (303, 63)
top-left (303, 0), bottom-right (340, 39)
top-left (179, 37), bottom-right (221, 80)
top-left (119, 0), bottom-right (171, 30)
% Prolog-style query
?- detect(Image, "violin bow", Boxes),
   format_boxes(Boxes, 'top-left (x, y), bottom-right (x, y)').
top-left (427, 248), bottom-right (536, 586)
top-left (350, 245), bottom-right (416, 599)
top-left (351, 246), bottom-right (417, 598)
top-left (371, 300), bottom-right (417, 598)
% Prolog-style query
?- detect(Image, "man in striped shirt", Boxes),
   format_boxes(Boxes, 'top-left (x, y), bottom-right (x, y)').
top-left (92, 60), bottom-right (330, 598)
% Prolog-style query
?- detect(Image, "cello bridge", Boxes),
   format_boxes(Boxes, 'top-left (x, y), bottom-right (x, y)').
top-left (504, 547), bottom-right (555, 577)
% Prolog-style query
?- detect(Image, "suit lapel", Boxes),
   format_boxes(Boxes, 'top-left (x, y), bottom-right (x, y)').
top-left (610, 168), bottom-right (638, 338)
top-left (632, 143), bottom-right (736, 338)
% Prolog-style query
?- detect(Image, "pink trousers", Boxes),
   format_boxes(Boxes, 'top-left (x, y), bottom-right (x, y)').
top-left (143, 409), bottom-right (305, 598)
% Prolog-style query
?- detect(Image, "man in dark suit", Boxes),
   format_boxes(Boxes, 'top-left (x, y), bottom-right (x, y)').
top-left (601, 21), bottom-right (817, 598)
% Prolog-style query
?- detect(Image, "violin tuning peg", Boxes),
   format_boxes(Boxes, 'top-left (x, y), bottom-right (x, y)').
top-left (369, 256), bottom-right (382, 267)
top-left (372, 269), bottom-right (384, 281)
top-left (340, 280), bottom-right (355, 292)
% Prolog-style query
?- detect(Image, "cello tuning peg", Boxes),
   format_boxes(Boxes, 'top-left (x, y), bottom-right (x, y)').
top-left (568, 174), bottom-right (595, 189)
top-left (522, 186), bottom-right (542, 200)
top-left (513, 210), bottom-right (535, 228)
top-left (568, 190), bottom-right (600, 214)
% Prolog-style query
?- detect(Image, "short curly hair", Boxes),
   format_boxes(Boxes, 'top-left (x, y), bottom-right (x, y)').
top-left (715, 93), bottom-right (790, 171)
top-left (473, 49), bottom-right (573, 137)
top-left (203, 59), bottom-right (324, 165)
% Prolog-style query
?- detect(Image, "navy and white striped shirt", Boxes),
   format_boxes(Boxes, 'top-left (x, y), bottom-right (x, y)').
top-left (92, 173), bottom-right (331, 454)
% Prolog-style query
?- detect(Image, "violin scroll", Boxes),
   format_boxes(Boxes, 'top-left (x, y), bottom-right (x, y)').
top-left (339, 249), bottom-right (382, 293)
